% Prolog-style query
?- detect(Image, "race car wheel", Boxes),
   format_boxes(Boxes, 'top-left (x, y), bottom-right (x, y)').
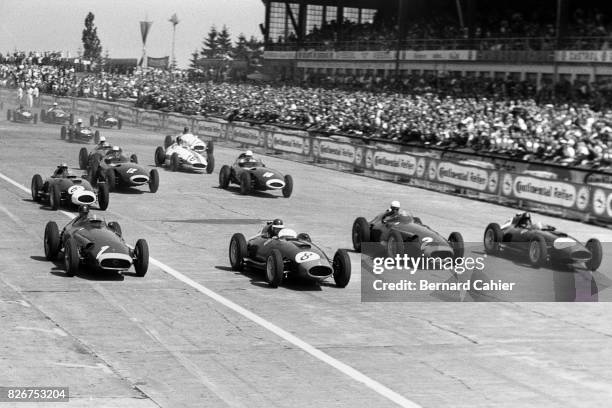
top-left (97, 118), bottom-right (102, 128)
top-left (585, 238), bottom-right (602, 271)
top-left (333, 249), bottom-right (351, 288)
top-left (108, 221), bottom-right (122, 238)
top-left (219, 165), bottom-right (231, 189)
top-left (130, 154), bottom-right (138, 164)
top-left (387, 230), bottom-right (405, 258)
top-left (117, 119), bottom-right (123, 130)
top-left (297, 233), bottom-right (311, 242)
top-left (239, 172), bottom-right (251, 195)
top-left (40, 109), bottom-right (46, 121)
top-left (170, 153), bottom-right (180, 172)
top-left (134, 239), bottom-right (149, 277)
top-left (60, 126), bottom-right (66, 140)
top-left (44, 221), bottom-right (61, 261)
top-left (105, 169), bottom-right (116, 192)
top-left (63, 238), bottom-right (79, 277)
top-left (68, 129), bottom-right (74, 142)
top-left (88, 157), bottom-right (100, 186)
top-left (229, 233), bottom-right (247, 271)
top-left (97, 183), bottom-right (110, 211)
top-left (448, 232), bottom-right (465, 259)
top-left (266, 249), bottom-right (284, 288)
top-left (31, 174), bottom-right (43, 202)
top-left (49, 184), bottom-right (61, 210)
top-left (164, 135), bottom-right (173, 149)
top-left (94, 130), bottom-right (100, 144)
top-left (351, 217), bottom-right (370, 252)
top-left (148, 169), bottom-right (159, 193)
top-left (206, 152), bottom-right (215, 174)
top-left (528, 236), bottom-right (548, 268)
top-left (89, 115), bottom-right (95, 127)
top-left (33, 113), bottom-right (38, 124)
top-left (282, 175), bottom-right (293, 198)
top-left (78, 148), bottom-right (89, 170)
top-left (154, 146), bottom-right (165, 167)
top-left (207, 140), bottom-right (214, 154)
top-left (69, 114), bottom-right (74, 125)
top-left (483, 223), bottom-right (503, 255)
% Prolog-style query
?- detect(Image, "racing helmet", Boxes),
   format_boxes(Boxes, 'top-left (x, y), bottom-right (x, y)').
top-left (390, 200), bottom-right (401, 211)
top-left (183, 126), bottom-right (190, 134)
top-left (98, 136), bottom-right (106, 143)
top-left (78, 205), bottom-right (90, 217)
top-left (245, 150), bottom-right (253, 157)
top-left (271, 218), bottom-right (284, 235)
top-left (111, 145), bottom-right (121, 152)
top-left (53, 102), bottom-right (58, 106)
top-left (518, 212), bottom-right (532, 227)
top-left (76, 118), bottom-right (83, 124)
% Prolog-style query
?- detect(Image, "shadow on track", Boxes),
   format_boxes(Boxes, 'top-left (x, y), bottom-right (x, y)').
top-left (214, 265), bottom-right (323, 291)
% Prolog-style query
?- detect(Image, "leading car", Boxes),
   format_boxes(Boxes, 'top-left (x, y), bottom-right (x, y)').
top-left (219, 152), bottom-right (293, 198)
top-left (43, 206), bottom-right (149, 277)
top-left (88, 146), bottom-right (159, 193)
top-left (154, 137), bottom-right (214, 174)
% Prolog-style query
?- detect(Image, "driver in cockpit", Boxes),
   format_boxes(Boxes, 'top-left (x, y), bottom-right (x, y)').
top-left (53, 163), bottom-right (73, 178)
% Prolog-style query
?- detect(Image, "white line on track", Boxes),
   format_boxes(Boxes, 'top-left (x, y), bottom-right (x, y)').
top-left (0, 170), bottom-right (421, 408)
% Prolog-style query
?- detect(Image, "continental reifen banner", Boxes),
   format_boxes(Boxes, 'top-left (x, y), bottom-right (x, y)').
top-left (436, 161), bottom-right (491, 192)
top-left (139, 110), bottom-right (162, 129)
top-left (229, 123), bottom-right (263, 146)
top-left (194, 117), bottom-right (226, 140)
top-left (166, 112), bottom-right (192, 133)
top-left (117, 105), bottom-right (137, 124)
top-left (369, 150), bottom-right (419, 176)
top-left (270, 131), bottom-right (311, 155)
top-left (312, 138), bottom-right (357, 164)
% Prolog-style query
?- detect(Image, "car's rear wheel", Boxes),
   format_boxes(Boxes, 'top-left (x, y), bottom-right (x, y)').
top-left (229, 233), bottom-right (248, 271)
top-left (44, 221), bottom-right (61, 261)
top-left (206, 152), bottom-right (215, 174)
top-left (78, 147), bottom-right (89, 170)
top-left (219, 165), bottom-right (231, 189)
top-left (154, 146), bottom-right (165, 167)
top-left (64, 238), bottom-right (79, 277)
top-left (528, 237), bottom-right (547, 267)
top-left (134, 239), bottom-right (149, 277)
top-left (7, 110), bottom-right (11, 121)
top-left (387, 230), bottom-right (404, 258)
top-left (239, 172), bottom-right (251, 195)
top-left (108, 221), bottom-right (122, 237)
top-left (94, 130), bottom-right (100, 144)
top-left (282, 175), bottom-right (293, 198)
top-left (49, 184), bottom-right (60, 210)
top-left (60, 126), bottom-right (66, 140)
top-left (351, 217), bottom-right (370, 252)
top-left (448, 231), bottom-right (464, 259)
top-left (105, 169), bottom-right (116, 192)
top-left (68, 129), bottom-right (74, 142)
top-left (207, 140), bottom-right (214, 154)
top-left (484, 223), bottom-right (503, 255)
top-left (266, 249), bottom-right (284, 288)
top-left (333, 249), bottom-right (351, 288)
top-left (31, 174), bottom-right (43, 202)
top-left (148, 169), bottom-right (159, 193)
top-left (585, 238), bottom-right (602, 271)
top-left (97, 183), bottom-right (110, 211)
top-left (164, 135), bottom-right (173, 149)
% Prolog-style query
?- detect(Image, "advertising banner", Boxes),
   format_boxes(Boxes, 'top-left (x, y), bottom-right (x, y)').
top-left (500, 173), bottom-right (589, 210)
top-left (194, 118), bottom-right (226, 140)
top-left (555, 50), bottom-right (612, 63)
top-left (116, 105), bottom-right (137, 124)
top-left (75, 99), bottom-right (92, 116)
top-left (368, 150), bottom-right (420, 176)
top-left (436, 161), bottom-right (492, 192)
top-left (139, 110), bottom-right (162, 129)
top-left (165, 113), bottom-right (192, 133)
top-left (401, 50), bottom-right (476, 61)
top-left (313, 138), bottom-right (357, 165)
top-left (229, 124), bottom-right (263, 146)
top-left (269, 132), bottom-right (311, 155)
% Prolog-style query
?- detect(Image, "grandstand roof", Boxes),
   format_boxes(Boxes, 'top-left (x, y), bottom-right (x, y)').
top-left (262, 0), bottom-right (383, 10)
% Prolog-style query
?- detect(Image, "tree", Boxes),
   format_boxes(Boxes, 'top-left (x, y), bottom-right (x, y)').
top-left (216, 25), bottom-right (233, 58)
top-left (188, 49), bottom-right (199, 71)
top-left (233, 33), bottom-right (249, 60)
top-left (200, 26), bottom-right (218, 59)
top-left (82, 12), bottom-right (102, 61)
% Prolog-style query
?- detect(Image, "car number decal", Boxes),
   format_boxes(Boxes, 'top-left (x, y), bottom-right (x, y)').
top-left (295, 251), bottom-right (320, 263)
top-left (126, 168), bottom-right (138, 174)
top-left (67, 185), bottom-right (85, 194)
top-left (420, 236), bottom-right (433, 250)
top-left (263, 172), bottom-right (274, 178)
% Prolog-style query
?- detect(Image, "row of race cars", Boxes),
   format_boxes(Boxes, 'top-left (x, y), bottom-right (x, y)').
top-left (7, 102), bottom-right (122, 128)
top-left (10, 103), bottom-right (605, 287)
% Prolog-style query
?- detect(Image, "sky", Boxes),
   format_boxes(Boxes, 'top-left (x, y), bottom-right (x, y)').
top-left (0, 0), bottom-right (264, 68)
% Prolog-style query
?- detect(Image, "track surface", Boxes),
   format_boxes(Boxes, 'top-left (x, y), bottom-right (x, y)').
top-left (1, 115), bottom-right (612, 408)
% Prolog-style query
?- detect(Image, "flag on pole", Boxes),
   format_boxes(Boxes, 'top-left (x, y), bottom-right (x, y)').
top-left (140, 20), bottom-right (153, 45)
top-left (169, 13), bottom-right (179, 26)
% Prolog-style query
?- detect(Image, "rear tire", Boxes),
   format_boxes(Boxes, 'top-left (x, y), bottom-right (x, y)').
top-left (239, 172), bottom-right (251, 195)
top-left (154, 146), bottom-right (165, 167)
top-left (148, 169), bottom-right (159, 193)
top-left (7, 110), bottom-right (11, 121)
top-left (49, 184), bottom-right (60, 210)
top-left (351, 217), bottom-right (370, 252)
top-left (134, 239), bottom-right (149, 277)
top-left (64, 238), bottom-right (79, 277)
top-left (78, 147), bottom-right (89, 170)
top-left (207, 140), bottom-right (214, 154)
top-left (282, 175), bottom-right (293, 198)
top-left (333, 249), bottom-right (351, 288)
top-left (97, 183), bottom-right (109, 210)
top-left (585, 238), bottom-right (602, 271)
top-left (170, 153), bottom-right (180, 172)
top-left (89, 115), bottom-right (95, 126)
top-left (206, 152), bottom-right (215, 174)
top-left (484, 223), bottom-right (503, 255)
top-left (229, 233), bottom-right (248, 271)
top-left (266, 249), bottom-right (284, 288)
top-left (41, 109), bottom-right (46, 122)
top-left (69, 114), bottom-right (74, 125)
top-left (117, 118), bottom-right (123, 130)
top-left (33, 113), bottom-right (38, 124)
top-left (44, 221), bottom-right (60, 261)
top-left (448, 232), bottom-right (464, 259)
top-left (31, 174), bottom-right (43, 202)
top-left (219, 165), bottom-right (231, 189)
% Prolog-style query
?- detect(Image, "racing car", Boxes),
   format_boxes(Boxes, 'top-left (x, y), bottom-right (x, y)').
top-left (41, 104), bottom-right (73, 124)
top-left (31, 164), bottom-right (110, 211)
top-left (61, 122), bottom-right (100, 143)
top-left (218, 152), bottom-right (293, 198)
top-left (228, 220), bottom-right (351, 288)
top-left (154, 138), bottom-right (214, 174)
top-left (163, 132), bottom-right (213, 154)
top-left (483, 212), bottom-right (602, 270)
top-left (88, 146), bottom-right (159, 193)
top-left (43, 206), bottom-right (148, 277)
top-left (352, 209), bottom-right (464, 260)
top-left (78, 138), bottom-right (114, 170)
top-left (7, 106), bottom-right (37, 124)
top-left (90, 112), bottom-right (122, 129)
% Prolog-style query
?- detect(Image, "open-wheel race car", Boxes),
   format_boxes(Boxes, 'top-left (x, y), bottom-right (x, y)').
top-left (87, 146), bottom-right (159, 193)
top-left (61, 122), bottom-right (100, 143)
top-left (78, 138), bottom-right (114, 170)
top-left (43, 206), bottom-right (148, 277)
top-left (7, 106), bottom-right (37, 124)
top-left (31, 164), bottom-right (109, 211)
top-left (228, 220), bottom-right (351, 288)
top-left (154, 136), bottom-right (214, 173)
top-left (483, 212), bottom-right (603, 270)
top-left (352, 205), bottom-right (464, 260)
top-left (41, 104), bottom-right (73, 124)
top-left (219, 151), bottom-right (293, 198)
top-left (90, 112), bottom-right (122, 129)
top-left (163, 132), bottom-right (213, 155)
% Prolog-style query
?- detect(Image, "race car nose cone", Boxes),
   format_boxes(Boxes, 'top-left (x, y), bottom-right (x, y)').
top-left (130, 175), bottom-right (149, 184)
top-left (266, 179), bottom-right (285, 189)
top-left (193, 145), bottom-right (205, 152)
top-left (71, 190), bottom-right (96, 205)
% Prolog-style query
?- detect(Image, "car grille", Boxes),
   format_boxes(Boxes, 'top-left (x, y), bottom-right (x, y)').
top-left (76, 195), bottom-right (95, 204)
top-left (100, 258), bottom-right (131, 269)
top-left (571, 250), bottom-right (592, 262)
top-left (193, 163), bottom-right (206, 168)
top-left (193, 146), bottom-right (205, 152)
top-left (308, 266), bottom-right (332, 278)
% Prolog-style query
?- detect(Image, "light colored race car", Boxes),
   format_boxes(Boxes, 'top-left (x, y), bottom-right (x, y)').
top-left (90, 112), bottom-right (122, 129)
top-left (7, 107), bottom-right (37, 124)
top-left (163, 132), bottom-right (213, 154)
top-left (154, 141), bottom-right (214, 173)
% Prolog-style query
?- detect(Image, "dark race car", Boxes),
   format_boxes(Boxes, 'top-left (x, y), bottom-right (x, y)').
top-left (7, 107), bottom-right (37, 124)
top-left (228, 222), bottom-right (350, 288)
top-left (90, 112), bottom-right (122, 129)
top-left (31, 165), bottom-right (109, 211)
top-left (219, 154), bottom-right (293, 198)
top-left (43, 208), bottom-right (148, 277)
top-left (89, 147), bottom-right (159, 193)
top-left (483, 212), bottom-right (602, 270)
top-left (352, 210), bottom-right (464, 260)
top-left (78, 141), bottom-right (114, 170)
top-left (41, 105), bottom-right (73, 124)
top-left (61, 124), bottom-right (100, 143)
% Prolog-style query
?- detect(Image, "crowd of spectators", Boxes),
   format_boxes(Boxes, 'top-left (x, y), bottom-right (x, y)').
top-left (1, 60), bottom-right (611, 169)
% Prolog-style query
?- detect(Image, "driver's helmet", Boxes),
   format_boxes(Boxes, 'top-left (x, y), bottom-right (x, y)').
top-left (76, 118), bottom-right (83, 125)
top-left (88, 214), bottom-right (104, 228)
top-left (245, 150), bottom-right (253, 158)
top-left (389, 200), bottom-right (401, 213)
top-left (270, 218), bottom-right (284, 236)
top-left (78, 205), bottom-right (90, 218)
top-left (55, 162), bottom-right (70, 176)
top-left (98, 136), bottom-right (107, 145)
top-left (176, 136), bottom-right (183, 145)
top-left (183, 126), bottom-right (189, 134)
top-left (52, 102), bottom-right (58, 107)
top-left (517, 212), bottom-right (532, 228)
top-left (110, 146), bottom-right (121, 156)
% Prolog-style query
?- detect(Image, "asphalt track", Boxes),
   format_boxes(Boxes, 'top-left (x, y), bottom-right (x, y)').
top-left (1, 113), bottom-right (612, 408)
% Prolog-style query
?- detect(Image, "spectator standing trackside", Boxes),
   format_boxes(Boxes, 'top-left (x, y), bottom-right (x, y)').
top-left (16, 86), bottom-right (23, 105)
top-left (26, 85), bottom-right (33, 109)
top-left (32, 85), bottom-right (39, 107)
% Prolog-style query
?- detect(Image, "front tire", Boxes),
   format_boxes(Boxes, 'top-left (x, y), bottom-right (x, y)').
top-left (33, 113), bottom-right (38, 124)
top-left (266, 249), bottom-right (284, 288)
top-left (219, 165), bottom-right (231, 189)
top-left (60, 126), bottom-right (66, 140)
top-left (528, 237), bottom-right (548, 268)
top-left (148, 169), bottom-right (159, 193)
top-left (97, 183), bottom-right (110, 210)
top-left (64, 238), bottom-right (79, 277)
top-left (134, 239), bottom-right (149, 277)
top-left (484, 223), bottom-right (503, 255)
top-left (44, 221), bottom-right (61, 261)
top-left (207, 140), bottom-right (214, 154)
top-left (164, 135), bottom-right (173, 149)
top-left (229, 233), bottom-right (248, 271)
top-left (154, 146), bottom-right (165, 167)
top-left (448, 232), bottom-right (464, 259)
top-left (49, 184), bottom-right (60, 210)
top-left (117, 118), bottom-right (123, 130)
top-left (94, 130), bottom-right (100, 144)
top-left (105, 169), bottom-right (116, 191)
top-left (78, 147), bottom-right (89, 170)
top-left (170, 153), bottom-right (180, 172)
top-left (31, 174), bottom-right (43, 202)
top-left (351, 217), bottom-right (370, 252)
top-left (585, 238), bottom-right (602, 271)
top-left (89, 115), bottom-right (95, 126)
top-left (206, 152), bottom-right (215, 174)
top-left (239, 172), bottom-right (251, 195)
top-left (387, 230), bottom-right (404, 258)
top-left (282, 175), bottom-right (293, 198)
top-left (332, 249), bottom-right (351, 288)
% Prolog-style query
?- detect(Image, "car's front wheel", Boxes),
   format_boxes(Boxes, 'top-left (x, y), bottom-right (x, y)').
top-left (79, 147), bottom-right (89, 170)
top-left (585, 238), bottom-right (602, 271)
top-left (44, 221), bottom-right (61, 261)
top-left (266, 249), bottom-right (284, 288)
top-left (448, 231), bottom-right (464, 259)
top-left (386, 230), bottom-right (404, 258)
top-left (219, 165), bottom-right (231, 189)
top-left (333, 249), bottom-right (351, 288)
top-left (239, 172), bottom-right (251, 195)
top-left (528, 237), bottom-right (547, 268)
top-left (64, 238), bottom-right (79, 277)
top-left (148, 169), bottom-right (159, 193)
top-left (31, 174), bottom-right (43, 202)
top-left (229, 233), bottom-right (247, 271)
top-left (282, 175), bottom-right (293, 198)
top-left (134, 239), bottom-right (149, 277)
top-left (483, 223), bottom-right (503, 255)
top-left (154, 146), bottom-right (165, 167)
top-left (351, 217), bottom-right (370, 252)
